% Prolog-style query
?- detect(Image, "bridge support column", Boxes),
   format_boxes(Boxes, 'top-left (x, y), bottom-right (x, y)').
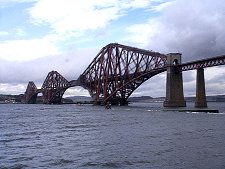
top-left (195, 68), bottom-right (207, 108)
top-left (164, 53), bottom-right (186, 107)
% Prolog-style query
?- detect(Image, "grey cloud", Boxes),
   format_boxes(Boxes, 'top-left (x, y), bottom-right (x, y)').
top-left (182, 71), bottom-right (195, 83)
top-left (148, 0), bottom-right (225, 61)
top-left (2, 0), bottom-right (225, 97)
top-left (206, 71), bottom-right (225, 84)
top-left (132, 73), bottom-right (166, 97)
top-left (0, 47), bottom-right (98, 83)
top-left (142, 0), bottom-right (225, 97)
top-left (183, 68), bottom-right (225, 97)
top-left (205, 70), bottom-right (225, 95)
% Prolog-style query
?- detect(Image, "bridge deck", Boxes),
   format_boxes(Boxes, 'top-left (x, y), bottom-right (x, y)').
top-left (179, 55), bottom-right (225, 71)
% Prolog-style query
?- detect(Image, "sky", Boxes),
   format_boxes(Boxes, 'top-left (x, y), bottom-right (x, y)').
top-left (0, 0), bottom-right (225, 98)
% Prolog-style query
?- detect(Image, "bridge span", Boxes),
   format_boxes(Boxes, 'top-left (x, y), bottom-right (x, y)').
top-left (23, 43), bottom-right (225, 107)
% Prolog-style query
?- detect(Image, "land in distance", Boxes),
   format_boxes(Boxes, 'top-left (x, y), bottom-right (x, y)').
top-left (0, 94), bottom-right (225, 104)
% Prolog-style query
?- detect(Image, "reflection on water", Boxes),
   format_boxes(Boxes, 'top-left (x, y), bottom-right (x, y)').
top-left (0, 102), bottom-right (225, 169)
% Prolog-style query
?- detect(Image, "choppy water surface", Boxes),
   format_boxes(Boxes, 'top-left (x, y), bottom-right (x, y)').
top-left (0, 102), bottom-right (225, 169)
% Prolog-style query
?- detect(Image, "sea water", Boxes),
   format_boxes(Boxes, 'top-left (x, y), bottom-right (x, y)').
top-left (0, 102), bottom-right (225, 169)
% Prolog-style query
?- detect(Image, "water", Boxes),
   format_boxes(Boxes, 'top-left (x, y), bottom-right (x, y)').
top-left (0, 102), bottom-right (225, 169)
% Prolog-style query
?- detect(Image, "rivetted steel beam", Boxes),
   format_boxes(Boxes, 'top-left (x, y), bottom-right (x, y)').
top-left (23, 81), bottom-right (39, 104)
top-left (41, 71), bottom-right (69, 104)
top-left (79, 43), bottom-right (167, 105)
top-left (176, 55), bottom-right (225, 71)
top-left (23, 43), bottom-right (225, 106)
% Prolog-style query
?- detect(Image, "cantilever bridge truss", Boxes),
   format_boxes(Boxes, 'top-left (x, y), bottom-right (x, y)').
top-left (23, 81), bottom-right (38, 104)
top-left (79, 43), bottom-right (167, 105)
top-left (23, 43), bottom-right (225, 105)
top-left (23, 43), bottom-right (167, 104)
top-left (41, 71), bottom-right (69, 104)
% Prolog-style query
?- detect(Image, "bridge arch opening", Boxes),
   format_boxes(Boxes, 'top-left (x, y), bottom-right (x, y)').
top-left (129, 72), bottom-right (166, 102)
top-left (36, 92), bottom-right (43, 104)
top-left (173, 59), bottom-right (179, 65)
top-left (63, 86), bottom-right (92, 103)
top-left (203, 67), bottom-right (225, 96)
top-left (183, 67), bottom-right (225, 105)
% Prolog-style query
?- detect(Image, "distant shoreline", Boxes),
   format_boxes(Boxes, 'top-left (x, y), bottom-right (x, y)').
top-left (0, 94), bottom-right (225, 104)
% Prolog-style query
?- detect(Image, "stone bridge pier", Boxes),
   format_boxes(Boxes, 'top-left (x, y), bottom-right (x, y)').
top-left (195, 68), bottom-right (207, 108)
top-left (164, 53), bottom-right (208, 108)
top-left (164, 53), bottom-right (186, 107)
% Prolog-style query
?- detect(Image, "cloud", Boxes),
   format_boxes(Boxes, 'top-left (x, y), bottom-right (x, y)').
top-left (64, 87), bottom-right (90, 97)
top-left (0, 38), bottom-right (60, 61)
top-left (132, 73), bottom-right (166, 97)
top-left (15, 28), bottom-right (26, 37)
top-left (182, 67), bottom-right (225, 96)
top-left (125, 21), bottom-right (160, 47)
top-left (0, 83), bottom-right (26, 95)
top-left (28, 0), bottom-right (152, 37)
top-left (1, 0), bottom-right (225, 98)
top-left (0, 46), bottom-right (99, 83)
top-left (0, 31), bottom-right (9, 36)
top-left (127, 0), bottom-right (225, 61)
top-left (0, 0), bottom-right (155, 62)
top-left (149, 0), bottom-right (173, 12)
top-left (0, 45), bottom-right (100, 95)
top-left (204, 67), bottom-right (225, 95)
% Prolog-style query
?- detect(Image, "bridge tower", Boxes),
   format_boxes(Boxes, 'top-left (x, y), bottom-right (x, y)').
top-left (79, 43), bottom-right (167, 105)
top-left (23, 81), bottom-right (38, 104)
top-left (164, 53), bottom-right (186, 107)
top-left (41, 71), bottom-right (69, 104)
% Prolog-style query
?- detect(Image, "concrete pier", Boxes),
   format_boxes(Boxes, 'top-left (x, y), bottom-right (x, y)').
top-left (164, 53), bottom-right (186, 107)
top-left (195, 68), bottom-right (207, 108)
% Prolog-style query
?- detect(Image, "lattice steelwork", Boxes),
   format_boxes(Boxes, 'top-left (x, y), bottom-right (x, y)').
top-left (23, 81), bottom-right (38, 103)
top-left (178, 55), bottom-right (225, 71)
top-left (41, 71), bottom-right (69, 104)
top-left (23, 43), bottom-right (225, 105)
top-left (79, 43), bottom-right (167, 105)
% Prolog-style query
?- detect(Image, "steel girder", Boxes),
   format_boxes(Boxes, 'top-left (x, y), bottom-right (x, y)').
top-left (79, 43), bottom-right (167, 105)
top-left (23, 81), bottom-right (38, 103)
top-left (176, 55), bottom-right (225, 71)
top-left (41, 71), bottom-right (69, 104)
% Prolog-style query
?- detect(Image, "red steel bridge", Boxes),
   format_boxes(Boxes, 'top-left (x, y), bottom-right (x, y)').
top-left (23, 43), bottom-right (225, 106)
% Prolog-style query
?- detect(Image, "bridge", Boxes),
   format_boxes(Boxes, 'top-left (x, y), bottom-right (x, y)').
top-left (23, 43), bottom-right (225, 107)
